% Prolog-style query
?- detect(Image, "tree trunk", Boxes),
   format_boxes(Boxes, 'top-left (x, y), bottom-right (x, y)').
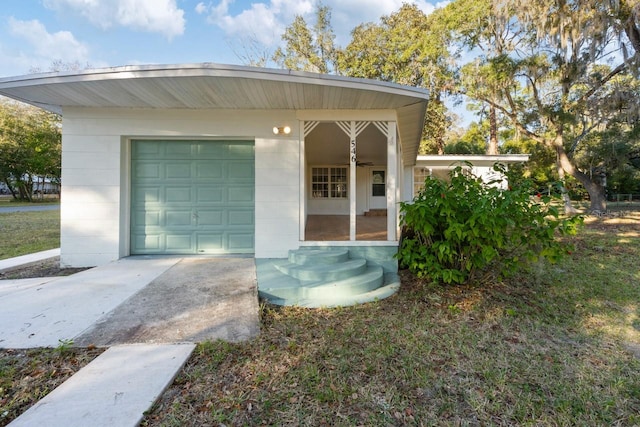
top-left (487, 103), bottom-right (499, 155)
top-left (555, 158), bottom-right (578, 214)
top-left (3, 178), bottom-right (17, 199)
top-left (554, 143), bottom-right (607, 213)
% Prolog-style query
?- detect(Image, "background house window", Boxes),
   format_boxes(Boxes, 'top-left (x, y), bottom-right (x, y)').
top-left (413, 167), bottom-right (429, 196)
top-left (312, 167), bottom-right (347, 198)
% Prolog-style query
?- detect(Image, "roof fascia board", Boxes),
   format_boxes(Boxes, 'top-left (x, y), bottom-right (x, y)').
top-left (0, 63), bottom-right (430, 101)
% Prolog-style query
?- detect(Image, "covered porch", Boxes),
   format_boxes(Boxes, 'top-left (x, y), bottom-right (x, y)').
top-left (300, 119), bottom-right (401, 243)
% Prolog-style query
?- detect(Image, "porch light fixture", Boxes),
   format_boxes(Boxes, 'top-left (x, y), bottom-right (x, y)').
top-left (273, 126), bottom-right (291, 135)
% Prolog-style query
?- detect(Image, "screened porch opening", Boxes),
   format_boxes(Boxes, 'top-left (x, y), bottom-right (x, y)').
top-left (303, 121), bottom-right (390, 241)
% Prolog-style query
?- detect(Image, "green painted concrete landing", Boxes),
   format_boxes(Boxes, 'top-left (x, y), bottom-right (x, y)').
top-left (257, 247), bottom-right (400, 308)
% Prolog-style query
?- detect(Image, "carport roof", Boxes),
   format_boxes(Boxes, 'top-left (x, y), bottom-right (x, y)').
top-left (0, 63), bottom-right (429, 165)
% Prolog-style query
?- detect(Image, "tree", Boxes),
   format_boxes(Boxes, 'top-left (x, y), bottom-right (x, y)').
top-left (272, 3), bottom-right (337, 73)
top-left (445, 121), bottom-right (489, 154)
top-left (429, 0), bottom-right (517, 154)
top-left (29, 59), bottom-right (91, 74)
top-left (0, 100), bottom-right (61, 200)
top-left (458, 0), bottom-right (640, 212)
top-left (339, 4), bottom-right (457, 154)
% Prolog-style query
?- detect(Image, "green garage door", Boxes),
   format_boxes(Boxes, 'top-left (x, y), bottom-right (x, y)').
top-left (131, 140), bottom-right (255, 254)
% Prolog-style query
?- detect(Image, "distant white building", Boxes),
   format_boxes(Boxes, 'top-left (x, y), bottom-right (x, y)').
top-left (412, 154), bottom-right (530, 195)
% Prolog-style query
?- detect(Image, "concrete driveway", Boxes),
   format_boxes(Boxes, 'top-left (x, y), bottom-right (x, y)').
top-left (0, 256), bottom-right (260, 348)
top-left (2, 255), bottom-right (260, 427)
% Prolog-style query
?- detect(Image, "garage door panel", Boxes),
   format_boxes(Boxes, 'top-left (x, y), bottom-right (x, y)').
top-left (197, 210), bottom-right (223, 226)
top-left (131, 140), bottom-right (254, 255)
top-left (227, 210), bottom-right (254, 226)
top-left (132, 187), bottom-right (161, 204)
top-left (135, 235), bottom-right (161, 251)
top-left (132, 210), bottom-right (161, 227)
top-left (228, 186), bottom-right (254, 203)
top-left (135, 162), bottom-right (161, 179)
top-left (166, 234), bottom-right (193, 251)
top-left (228, 234), bottom-right (254, 251)
top-left (196, 187), bottom-right (224, 204)
top-left (227, 161), bottom-right (254, 180)
top-left (198, 143), bottom-right (227, 158)
top-left (165, 187), bottom-right (192, 203)
top-left (133, 141), bottom-right (161, 156)
top-left (227, 143), bottom-right (254, 158)
top-left (197, 234), bottom-right (224, 252)
top-left (165, 141), bottom-right (194, 157)
top-left (165, 162), bottom-right (192, 179)
top-left (166, 210), bottom-right (192, 227)
top-left (195, 161), bottom-right (224, 179)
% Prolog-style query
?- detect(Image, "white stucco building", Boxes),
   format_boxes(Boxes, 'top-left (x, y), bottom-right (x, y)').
top-left (0, 63), bottom-right (429, 268)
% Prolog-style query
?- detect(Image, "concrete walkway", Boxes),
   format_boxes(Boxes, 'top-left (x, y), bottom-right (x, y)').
top-left (0, 248), bottom-right (60, 272)
top-left (0, 256), bottom-right (181, 348)
top-left (1, 251), bottom-right (259, 426)
top-left (9, 343), bottom-right (195, 427)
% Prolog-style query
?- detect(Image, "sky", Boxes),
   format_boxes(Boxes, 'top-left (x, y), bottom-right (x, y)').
top-left (0, 0), bottom-right (446, 78)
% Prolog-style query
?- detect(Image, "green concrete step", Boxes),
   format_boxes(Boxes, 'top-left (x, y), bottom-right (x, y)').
top-left (274, 258), bottom-right (367, 281)
top-left (288, 249), bottom-right (350, 265)
top-left (292, 273), bottom-right (401, 308)
top-left (258, 270), bottom-right (399, 307)
top-left (256, 246), bottom-right (401, 308)
top-left (257, 273), bottom-right (316, 301)
top-left (304, 266), bottom-right (383, 299)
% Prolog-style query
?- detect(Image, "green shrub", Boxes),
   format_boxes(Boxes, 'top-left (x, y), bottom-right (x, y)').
top-left (397, 165), bottom-right (583, 284)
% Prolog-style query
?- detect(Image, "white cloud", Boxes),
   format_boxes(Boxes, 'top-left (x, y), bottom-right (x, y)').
top-left (197, 0), bottom-right (314, 46)
top-left (195, 2), bottom-right (208, 15)
top-left (43, 0), bottom-right (186, 40)
top-left (199, 0), bottom-right (438, 48)
top-left (0, 18), bottom-right (92, 75)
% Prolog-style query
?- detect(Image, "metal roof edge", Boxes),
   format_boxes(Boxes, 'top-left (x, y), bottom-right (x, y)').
top-left (0, 62), bottom-right (430, 101)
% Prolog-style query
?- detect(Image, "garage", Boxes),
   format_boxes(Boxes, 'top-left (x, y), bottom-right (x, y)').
top-left (130, 140), bottom-right (255, 255)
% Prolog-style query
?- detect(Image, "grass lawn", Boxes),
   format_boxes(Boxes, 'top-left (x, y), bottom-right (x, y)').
top-left (0, 210), bottom-right (60, 260)
top-left (1, 211), bottom-right (638, 426)
top-left (138, 212), bottom-right (640, 426)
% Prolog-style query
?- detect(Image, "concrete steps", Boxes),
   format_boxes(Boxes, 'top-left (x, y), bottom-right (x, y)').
top-left (258, 248), bottom-right (399, 308)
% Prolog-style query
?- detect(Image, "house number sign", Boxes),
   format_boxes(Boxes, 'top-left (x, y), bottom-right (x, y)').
top-left (350, 138), bottom-right (356, 163)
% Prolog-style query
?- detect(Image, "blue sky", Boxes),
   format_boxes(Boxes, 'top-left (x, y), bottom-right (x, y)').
top-left (0, 0), bottom-right (445, 77)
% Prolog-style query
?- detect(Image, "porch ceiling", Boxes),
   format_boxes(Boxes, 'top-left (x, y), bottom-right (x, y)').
top-left (0, 63), bottom-right (429, 165)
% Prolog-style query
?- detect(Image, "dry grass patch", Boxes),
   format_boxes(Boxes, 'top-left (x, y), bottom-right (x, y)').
top-left (0, 347), bottom-right (104, 426)
top-left (1, 210), bottom-right (638, 426)
top-left (142, 212), bottom-right (640, 426)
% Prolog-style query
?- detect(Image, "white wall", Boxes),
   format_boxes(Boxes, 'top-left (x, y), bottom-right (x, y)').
top-left (60, 107), bottom-right (300, 267)
top-left (255, 136), bottom-right (300, 258)
top-left (471, 166), bottom-right (508, 189)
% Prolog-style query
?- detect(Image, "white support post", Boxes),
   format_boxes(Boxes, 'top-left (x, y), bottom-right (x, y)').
top-left (299, 121), bottom-right (306, 241)
top-left (386, 121), bottom-right (397, 241)
top-left (349, 121), bottom-right (357, 241)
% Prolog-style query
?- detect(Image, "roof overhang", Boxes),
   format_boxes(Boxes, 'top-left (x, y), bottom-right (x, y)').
top-left (0, 63), bottom-right (429, 164)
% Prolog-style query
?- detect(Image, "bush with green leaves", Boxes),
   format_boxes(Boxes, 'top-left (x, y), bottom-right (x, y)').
top-left (397, 165), bottom-right (583, 284)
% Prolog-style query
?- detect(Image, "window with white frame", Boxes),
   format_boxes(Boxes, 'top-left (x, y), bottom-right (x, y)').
top-left (311, 167), bottom-right (347, 198)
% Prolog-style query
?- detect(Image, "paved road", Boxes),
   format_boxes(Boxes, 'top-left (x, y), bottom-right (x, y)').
top-left (0, 204), bottom-right (60, 213)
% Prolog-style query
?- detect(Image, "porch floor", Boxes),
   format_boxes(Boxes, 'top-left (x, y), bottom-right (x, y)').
top-left (305, 215), bottom-right (387, 241)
